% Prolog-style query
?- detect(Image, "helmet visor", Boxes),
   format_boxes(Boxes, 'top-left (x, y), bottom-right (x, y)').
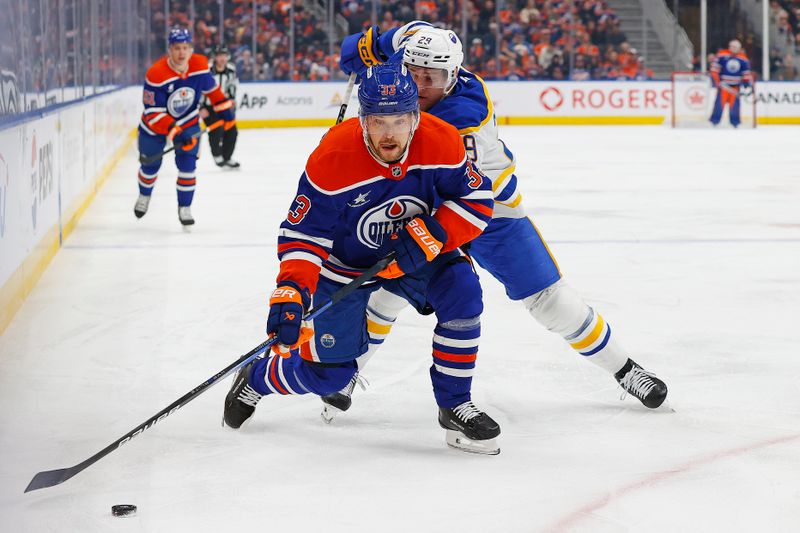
top-left (406, 64), bottom-right (451, 90)
top-left (361, 112), bottom-right (418, 137)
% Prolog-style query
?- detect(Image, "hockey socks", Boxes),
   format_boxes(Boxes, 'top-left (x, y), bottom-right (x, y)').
top-left (429, 317), bottom-right (480, 408)
top-left (248, 353), bottom-right (357, 397)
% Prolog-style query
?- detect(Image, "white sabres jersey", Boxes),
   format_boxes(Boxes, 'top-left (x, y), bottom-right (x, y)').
top-left (389, 22), bottom-right (524, 219)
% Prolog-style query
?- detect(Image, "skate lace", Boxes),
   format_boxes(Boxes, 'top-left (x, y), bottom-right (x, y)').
top-left (618, 366), bottom-right (657, 401)
top-left (237, 383), bottom-right (263, 407)
top-left (453, 401), bottom-right (482, 423)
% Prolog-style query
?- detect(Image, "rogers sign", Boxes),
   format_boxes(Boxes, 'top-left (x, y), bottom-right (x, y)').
top-left (537, 85), bottom-right (671, 112)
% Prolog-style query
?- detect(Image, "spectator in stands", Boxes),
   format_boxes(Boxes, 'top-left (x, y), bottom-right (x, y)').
top-left (570, 54), bottom-right (592, 81)
top-left (778, 53), bottom-right (798, 80)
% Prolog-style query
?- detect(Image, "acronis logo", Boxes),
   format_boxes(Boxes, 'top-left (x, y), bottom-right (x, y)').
top-left (356, 195), bottom-right (427, 249)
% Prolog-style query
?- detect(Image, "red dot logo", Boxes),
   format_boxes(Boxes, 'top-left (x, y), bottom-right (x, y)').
top-left (540, 87), bottom-right (564, 111)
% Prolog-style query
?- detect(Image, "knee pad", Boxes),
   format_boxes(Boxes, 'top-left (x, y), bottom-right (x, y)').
top-left (523, 280), bottom-right (591, 337)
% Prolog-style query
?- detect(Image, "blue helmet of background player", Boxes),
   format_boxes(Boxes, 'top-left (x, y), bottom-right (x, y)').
top-left (358, 62), bottom-right (420, 163)
top-left (168, 28), bottom-right (192, 46)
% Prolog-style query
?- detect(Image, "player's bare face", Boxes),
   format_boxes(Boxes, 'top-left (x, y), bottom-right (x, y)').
top-left (364, 113), bottom-right (415, 163)
top-left (168, 43), bottom-right (193, 72)
top-left (406, 64), bottom-right (448, 111)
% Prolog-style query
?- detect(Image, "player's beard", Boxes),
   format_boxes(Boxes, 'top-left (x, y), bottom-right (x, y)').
top-left (367, 133), bottom-right (411, 164)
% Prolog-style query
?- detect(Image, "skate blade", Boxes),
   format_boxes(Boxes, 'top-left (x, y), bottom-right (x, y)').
top-left (445, 430), bottom-right (500, 456)
top-left (655, 399), bottom-right (675, 413)
top-left (321, 404), bottom-right (342, 424)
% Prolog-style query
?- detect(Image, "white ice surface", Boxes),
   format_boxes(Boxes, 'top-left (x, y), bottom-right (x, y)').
top-left (1, 126), bottom-right (799, 533)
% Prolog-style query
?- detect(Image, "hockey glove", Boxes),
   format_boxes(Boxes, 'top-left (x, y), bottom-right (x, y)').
top-left (267, 281), bottom-right (313, 357)
top-left (378, 215), bottom-right (447, 279)
top-left (340, 25), bottom-right (387, 76)
top-left (167, 124), bottom-right (199, 151)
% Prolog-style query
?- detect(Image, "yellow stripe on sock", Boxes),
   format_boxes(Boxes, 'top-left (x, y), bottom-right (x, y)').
top-left (367, 320), bottom-right (392, 335)
top-left (570, 315), bottom-right (606, 350)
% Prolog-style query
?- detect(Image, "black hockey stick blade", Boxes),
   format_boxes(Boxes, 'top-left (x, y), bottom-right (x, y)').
top-left (26, 468), bottom-right (76, 493)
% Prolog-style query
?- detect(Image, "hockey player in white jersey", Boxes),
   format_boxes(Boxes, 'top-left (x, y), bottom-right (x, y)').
top-left (324, 23), bottom-right (668, 423)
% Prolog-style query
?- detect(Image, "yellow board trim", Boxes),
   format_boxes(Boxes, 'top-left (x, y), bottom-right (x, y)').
top-left (502, 116), bottom-right (666, 126)
top-left (367, 320), bottom-right (392, 335)
top-left (237, 116), bottom-right (800, 128)
top-left (757, 117), bottom-right (800, 125)
top-left (238, 119), bottom-right (340, 129)
top-left (0, 128), bottom-right (137, 335)
top-left (570, 315), bottom-right (606, 350)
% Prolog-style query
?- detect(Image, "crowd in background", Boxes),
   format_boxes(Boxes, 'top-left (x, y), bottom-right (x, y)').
top-left (7, 0), bottom-right (800, 119)
top-left (770, 0), bottom-right (800, 79)
top-left (155, 0), bottom-right (657, 82)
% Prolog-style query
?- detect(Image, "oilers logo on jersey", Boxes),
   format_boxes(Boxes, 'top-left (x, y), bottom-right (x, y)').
top-left (167, 87), bottom-right (197, 116)
top-left (357, 196), bottom-right (428, 249)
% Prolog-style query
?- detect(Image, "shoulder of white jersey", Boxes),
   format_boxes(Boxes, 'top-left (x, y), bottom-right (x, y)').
top-left (390, 20), bottom-right (434, 52)
top-left (431, 68), bottom-right (493, 135)
top-left (304, 119), bottom-right (386, 195)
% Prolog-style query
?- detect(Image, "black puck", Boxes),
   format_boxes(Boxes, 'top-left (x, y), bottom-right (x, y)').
top-left (111, 504), bottom-right (137, 517)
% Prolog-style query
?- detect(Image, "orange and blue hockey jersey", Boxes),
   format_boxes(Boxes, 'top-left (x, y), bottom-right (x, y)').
top-left (139, 54), bottom-right (232, 136)
top-left (710, 49), bottom-right (752, 88)
top-left (276, 113), bottom-right (494, 293)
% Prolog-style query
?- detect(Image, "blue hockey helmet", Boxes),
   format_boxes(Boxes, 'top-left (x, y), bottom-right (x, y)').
top-left (358, 62), bottom-right (419, 118)
top-left (168, 27), bottom-right (192, 46)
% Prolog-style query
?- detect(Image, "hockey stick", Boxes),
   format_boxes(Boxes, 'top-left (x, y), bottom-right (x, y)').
top-left (139, 119), bottom-right (224, 165)
top-left (24, 252), bottom-right (395, 493)
top-left (335, 72), bottom-right (358, 125)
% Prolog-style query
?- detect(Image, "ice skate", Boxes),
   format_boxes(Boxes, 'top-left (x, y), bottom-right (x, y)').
top-left (438, 401), bottom-right (501, 455)
top-left (178, 206), bottom-right (195, 227)
top-left (223, 158), bottom-right (241, 169)
top-left (213, 155), bottom-right (226, 167)
top-left (320, 372), bottom-right (367, 424)
top-left (223, 362), bottom-right (263, 429)
top-left (133, 194), bottom-right (151, 219)
top-left (615, 358), bottom-right (668, 409)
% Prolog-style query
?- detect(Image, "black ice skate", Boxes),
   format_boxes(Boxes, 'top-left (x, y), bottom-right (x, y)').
top-left (178, 206), bottom-right (194, 226)
top-left (223, 362), bottom-right (263, 429)
top-left (223, 159), bottom-right (241, 169)
top-left (320, 372), bottom-right (367, 424)
top-left (439, 401), bottom-right (501, 455)
top-left (614, 358), bottom-right (668, 409)
top-left (133, 194), bottom-right (151, 219)
top-left (214, 155), bottom-right (226, 167)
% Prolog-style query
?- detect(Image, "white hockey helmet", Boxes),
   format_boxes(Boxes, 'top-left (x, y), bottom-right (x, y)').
top-left (729, 39), bottom-right (742, 53)
top-left (402, 27), bottom-right (464, 94)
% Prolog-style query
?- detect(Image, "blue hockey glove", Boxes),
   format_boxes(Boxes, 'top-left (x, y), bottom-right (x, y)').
top-left (378, 215), bottom-right (448, 279)
top-left (340, 25), bottom-right (387, 76)
top-left (267, 281), bottom-right (312, 355)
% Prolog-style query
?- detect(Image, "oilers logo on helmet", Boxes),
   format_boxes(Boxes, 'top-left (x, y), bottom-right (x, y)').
top-left (357, 196), bottom-right (427, 249)
top-left (167, 87), bottom-right (196, 116)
